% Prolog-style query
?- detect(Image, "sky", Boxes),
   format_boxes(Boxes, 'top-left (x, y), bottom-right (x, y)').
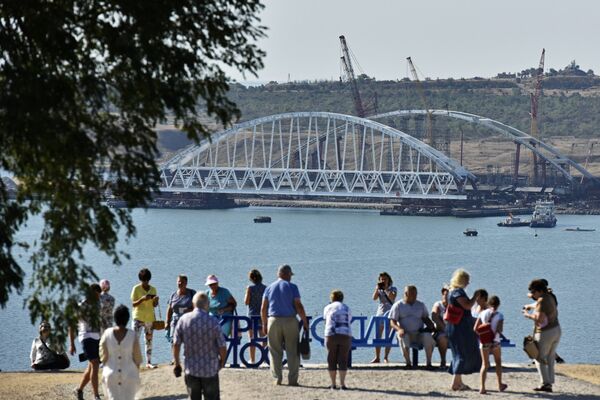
top-left (227, 0), bottom-right (600, 83)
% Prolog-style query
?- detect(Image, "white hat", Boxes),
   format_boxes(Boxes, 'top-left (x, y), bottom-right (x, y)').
top-left (205, 274), bottom-right (219, 286)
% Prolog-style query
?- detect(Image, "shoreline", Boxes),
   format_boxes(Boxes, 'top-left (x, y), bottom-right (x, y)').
top-left (1, 363), bottom-right (599, 399)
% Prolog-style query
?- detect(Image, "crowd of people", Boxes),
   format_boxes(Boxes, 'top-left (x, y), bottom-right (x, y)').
top-left (30, 265), bottom-right (561, 399)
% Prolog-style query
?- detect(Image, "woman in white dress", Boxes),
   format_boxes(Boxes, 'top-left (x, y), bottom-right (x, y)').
top-left (100, 305), bottom-right (142, 400)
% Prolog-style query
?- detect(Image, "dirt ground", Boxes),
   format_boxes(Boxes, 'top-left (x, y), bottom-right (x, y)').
top-left (2, 363), bottom-right (599, 400)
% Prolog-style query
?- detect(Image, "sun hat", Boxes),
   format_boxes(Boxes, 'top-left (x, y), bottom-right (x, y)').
top-left (205, 274), bottom-right (219, 286)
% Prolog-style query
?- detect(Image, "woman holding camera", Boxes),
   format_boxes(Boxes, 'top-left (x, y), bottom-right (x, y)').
top-left (523, 279), bottom-right (561, 393)
top-left (371, 272), bottom-right (397, 363)
top-left (131, 267), bottom-right (159, 369)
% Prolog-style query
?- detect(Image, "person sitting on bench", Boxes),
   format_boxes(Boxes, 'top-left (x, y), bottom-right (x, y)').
top-left (389, 285), bottom-right (436, 369)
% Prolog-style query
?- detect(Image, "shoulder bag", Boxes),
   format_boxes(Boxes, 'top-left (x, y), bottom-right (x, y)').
top-left (523, 326), bottom-right (539, 360)
top-left (444, 303), bottom-right (464, 325)
top-left (476, 312), bottom-right (496, 344)
top-left (298, 326), bottom-right (311, 360)
top-left (41, 339), bottom-right (70, 369)
top-left (152, 301), bottom-right (166, 331)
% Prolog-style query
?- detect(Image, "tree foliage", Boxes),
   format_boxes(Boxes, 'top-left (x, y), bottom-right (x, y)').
top-left (0, 0), bottom-right (265, 348)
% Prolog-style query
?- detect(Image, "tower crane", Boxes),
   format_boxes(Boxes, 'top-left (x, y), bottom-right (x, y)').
top-left (406, 57), bottom-right (435, 149)
top-left (530, 48), bottom-right (545, 184)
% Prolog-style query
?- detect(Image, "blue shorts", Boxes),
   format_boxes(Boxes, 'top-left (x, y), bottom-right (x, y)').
top-left (82, 338), bottom-right (100, 361)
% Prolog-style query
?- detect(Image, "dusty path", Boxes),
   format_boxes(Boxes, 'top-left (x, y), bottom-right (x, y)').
top-left (1, 364), bottom-right (599, 399)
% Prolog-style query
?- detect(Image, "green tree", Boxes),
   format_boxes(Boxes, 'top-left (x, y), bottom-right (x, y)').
top-left (0, 0), bottom-right (265, 348)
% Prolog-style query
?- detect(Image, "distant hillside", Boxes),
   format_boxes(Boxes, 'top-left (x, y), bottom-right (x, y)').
top-left (229, 75), bottom-right (600, 139)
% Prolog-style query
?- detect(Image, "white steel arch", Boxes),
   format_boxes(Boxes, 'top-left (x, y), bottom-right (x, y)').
top-left (160, 112), bottom-right (477, 199)
top-left (369, 109), bottom-right (597, 183)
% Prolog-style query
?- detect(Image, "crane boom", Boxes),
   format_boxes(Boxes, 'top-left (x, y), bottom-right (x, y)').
top-left (407, 57), bottom-right (434, 147)
top-left (339, 35), bottom-right (366, 118)
top-left (530, 48), bottom-right (545, 184)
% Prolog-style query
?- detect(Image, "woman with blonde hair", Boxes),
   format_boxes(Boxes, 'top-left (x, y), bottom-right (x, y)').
top-left (446, 269), bottom-right (481, 391)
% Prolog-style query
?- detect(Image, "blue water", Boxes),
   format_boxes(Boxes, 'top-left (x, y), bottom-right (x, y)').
top-left (1, 207), bottom-right (599, 371)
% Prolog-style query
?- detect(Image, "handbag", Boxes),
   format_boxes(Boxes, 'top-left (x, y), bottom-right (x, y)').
top-left (443, 303), bottom-right (464, 325)
top-left (298, 326), bottom-right (311, 360)
top-left (152, 302), bottom-right (166, 331)
top-left (41, 339), bottom-right (70, 369)
top-left (476, 323), bottom-right (495, 344)
top-left (523, 326), bottom-right (539, 360)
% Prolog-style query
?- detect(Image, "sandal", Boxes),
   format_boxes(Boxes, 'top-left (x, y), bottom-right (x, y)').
top-left (499, 383), bottom-right (508, 392)
top-left (452, 383), bottom-right (472, 391)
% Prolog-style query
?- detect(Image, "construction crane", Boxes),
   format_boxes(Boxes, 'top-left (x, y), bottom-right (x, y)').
top-left (406, 57), bottom-right (434, 148)
top-left (339, 35), bottom-right (366, 117)
top-left (530, 48), bottom-right (545, 184)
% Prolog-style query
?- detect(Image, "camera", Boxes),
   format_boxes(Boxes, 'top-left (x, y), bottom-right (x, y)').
top-left (377, 282), bottom-right (385, 290)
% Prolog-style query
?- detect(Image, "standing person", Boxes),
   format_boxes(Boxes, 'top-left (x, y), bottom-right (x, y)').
top-left (100, 305), bottom-right (142, 400)
top-left (165, 275), bottom-right (196, 356)
top-left (371, 272), bottom-right (397, 363)
top-left (474, 296), bottom-right (507, 394)
top-left (261, 264), bottom-right (309, 386)
top-left (205, 274), bottom-right (237, 336)
top-left (523, 279), bottom-right (561, 393)
top-left (323, 290), bottom-right (352, 390)
top-left (445, 268), bottom-right (481, 391)
top-left (388, 285), bottom-right (436, 369)
top-left (30, 321), bottom-right (70, 370)
top-left (431, 285), bottom-right (449, 368)
top-left (130, 267), bottom-right (159, 369)
top-left (100, 279), bottom-right (115, 334)
top-left (244, 269), bottom-right (266, 363)
top-left (69, 283), bottom-right (102, 400)
top-left (173, 292), bottom-right (227, 400)
top-left (471, 289), bottom-right (489, 318)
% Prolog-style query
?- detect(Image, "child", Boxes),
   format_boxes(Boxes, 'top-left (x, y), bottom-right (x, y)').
top-left (474, 295), bottom-right (507, 394)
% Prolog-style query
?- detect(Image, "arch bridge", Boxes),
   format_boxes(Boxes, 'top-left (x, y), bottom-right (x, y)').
top-left (160, 112), bottom-right (477, 199)
top-left (369, 109), bottom-right (597, 185)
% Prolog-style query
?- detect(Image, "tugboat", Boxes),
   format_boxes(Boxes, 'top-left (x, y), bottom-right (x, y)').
top-left (463, 228), bottom-right (478, 237)
top-left (497, 213), bottom-right (530, 227)
top-left (254, 216), bottom-right (271, 223)
top-left (529, 201), bottom-right (557, 228)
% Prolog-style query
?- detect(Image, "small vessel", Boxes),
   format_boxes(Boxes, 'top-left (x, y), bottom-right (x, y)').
top-left (529, 201), bottom-right (557, 228)
top-left (254, 216), bottom-right (271, 223)
top-left (463, 228), bottom-right (478, 237)
top-left (497, 213), bottom-right (530, 227)
top-left (565, 227), bottom-right (596, 232)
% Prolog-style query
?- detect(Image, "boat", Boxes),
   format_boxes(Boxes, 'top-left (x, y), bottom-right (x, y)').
top-left (463, 228), bottom-right (478, 236)
top-left (254, 216), bottom-right (271, 223)
top-left (529, 201), bottom-right (557, 228)
top-left (565, 227), bottom-right (596, 232)
top-left (497, 213), bottom-right (530, 227)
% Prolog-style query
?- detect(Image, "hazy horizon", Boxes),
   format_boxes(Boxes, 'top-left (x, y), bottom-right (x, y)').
top-left (226, 0), bottom-right (600, 83)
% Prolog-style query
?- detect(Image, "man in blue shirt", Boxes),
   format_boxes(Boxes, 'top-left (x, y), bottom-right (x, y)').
top-left (261, 264), bottom-right (309, 386)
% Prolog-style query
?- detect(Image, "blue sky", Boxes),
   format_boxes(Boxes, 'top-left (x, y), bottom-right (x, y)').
top-left (227, 0), bottom-right (600, 82)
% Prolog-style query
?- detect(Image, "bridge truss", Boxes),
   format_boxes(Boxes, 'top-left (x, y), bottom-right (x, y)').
top-left (160, 112), bottom-right (477, 199)
top-left (370, 109), bottom-right (598, 185)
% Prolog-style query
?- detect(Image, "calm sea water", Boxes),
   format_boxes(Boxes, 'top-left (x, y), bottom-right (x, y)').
top-left (1, 207), bottom-right (599, 371)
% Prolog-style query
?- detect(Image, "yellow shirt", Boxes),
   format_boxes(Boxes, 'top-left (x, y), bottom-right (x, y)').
top-left (131, 284), bottom-right (157, 322)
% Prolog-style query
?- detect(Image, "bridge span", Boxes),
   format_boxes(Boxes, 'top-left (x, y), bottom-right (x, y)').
top-left (160, 112), bottom-right (476, 199)
top-left (160, 111), bottom-right (596, 200)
